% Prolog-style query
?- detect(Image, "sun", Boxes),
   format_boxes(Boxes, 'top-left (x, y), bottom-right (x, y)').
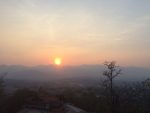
top-left (54, 57), bottom-right (62, 66)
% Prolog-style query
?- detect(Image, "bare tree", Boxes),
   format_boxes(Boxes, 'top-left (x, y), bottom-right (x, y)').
top-left (103, 61), bottom-right (121, 113)
top-left (142, 78), bottom-right (150, 89)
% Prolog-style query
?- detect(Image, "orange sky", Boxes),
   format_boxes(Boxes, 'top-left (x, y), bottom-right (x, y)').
top-left (0, 0), bottom-right (150, 68)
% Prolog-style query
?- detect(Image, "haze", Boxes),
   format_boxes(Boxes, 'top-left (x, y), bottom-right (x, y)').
top-left (0, 0), bottom-right (150, 68)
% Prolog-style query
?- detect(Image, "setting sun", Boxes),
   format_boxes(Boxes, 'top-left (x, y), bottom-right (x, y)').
top-left (54, 57), bottom-right (62, 66)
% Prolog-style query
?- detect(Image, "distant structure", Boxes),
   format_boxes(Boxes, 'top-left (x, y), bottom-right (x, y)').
top-left (17, 93), bottom-right (87, 113)
top-left (18, 104), bottom-right (87, 113)
top-left (65, 104), bottom-right (87, 113)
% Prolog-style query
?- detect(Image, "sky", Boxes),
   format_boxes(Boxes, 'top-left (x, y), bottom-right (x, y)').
top-left (0, 0), bottom-right (150, 67)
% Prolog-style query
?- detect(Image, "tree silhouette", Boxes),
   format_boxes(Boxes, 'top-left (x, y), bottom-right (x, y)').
top-left (103, 61), bottom-right (121, 113)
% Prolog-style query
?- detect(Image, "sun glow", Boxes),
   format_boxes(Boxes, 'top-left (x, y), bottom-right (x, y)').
top-left (54, 57), bottom-right (62, 66)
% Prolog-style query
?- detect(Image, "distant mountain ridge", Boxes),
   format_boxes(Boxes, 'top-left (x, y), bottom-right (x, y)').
top-left (0, 65), bottom-right (150, 82)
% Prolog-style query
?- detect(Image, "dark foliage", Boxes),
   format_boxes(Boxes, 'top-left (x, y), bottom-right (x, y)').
top-left (0, 65), bottom-right (150, 113)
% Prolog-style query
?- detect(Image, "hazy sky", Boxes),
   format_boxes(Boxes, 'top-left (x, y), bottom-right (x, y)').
top-left (0, 0), bottom-right (150, 67)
